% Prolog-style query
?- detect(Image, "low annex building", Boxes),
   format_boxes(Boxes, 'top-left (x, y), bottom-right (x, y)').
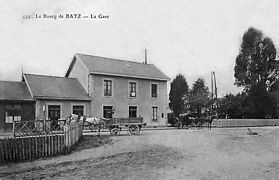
top-left (65, 53), bottom-right (170, 126)
top-left (0, 74), bottom-right (90, 133)
top-left (0, 81), bottom-right (35, 133)
top-left (23, 74), bottom-right (91, 121)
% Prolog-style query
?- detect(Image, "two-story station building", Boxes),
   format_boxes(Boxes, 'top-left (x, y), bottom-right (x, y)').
top-left (65, 53), bottom-right (170, 126)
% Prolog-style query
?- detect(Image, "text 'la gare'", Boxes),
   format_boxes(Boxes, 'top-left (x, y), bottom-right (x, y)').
top-left (65, 14), bottom-right (109, 19)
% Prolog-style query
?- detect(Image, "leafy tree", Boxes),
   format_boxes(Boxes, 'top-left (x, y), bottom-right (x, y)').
top-left (169, 74), bottom-right (189, 117)
top-left (188, 78), bottom-right (211, 118)
top-left (234, 27), bottom-right (277, 91)
top-left (234, 27), bottom-right (278, 118)
top-left (219, 93), bottom-right (251, 118)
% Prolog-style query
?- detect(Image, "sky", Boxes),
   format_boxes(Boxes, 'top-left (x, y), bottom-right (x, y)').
top-left (1, 0), bottom-right (279, 97)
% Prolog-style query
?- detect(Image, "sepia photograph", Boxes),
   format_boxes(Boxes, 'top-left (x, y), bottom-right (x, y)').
top-left (0, 0), bottom-right (279, 179)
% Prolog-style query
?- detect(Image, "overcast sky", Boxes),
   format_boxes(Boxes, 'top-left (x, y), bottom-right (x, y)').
top-left (1, 0), bottom-right (279, 96)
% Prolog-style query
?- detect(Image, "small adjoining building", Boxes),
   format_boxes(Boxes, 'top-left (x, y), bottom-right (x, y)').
top-left (23, 74), bottom-right (91, 121)
top-left (0, 81), bottom-right (35, 133)
top-left (65, 53), bottom-right (170, 126)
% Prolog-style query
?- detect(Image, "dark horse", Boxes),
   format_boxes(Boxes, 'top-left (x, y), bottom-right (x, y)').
top-left (177, 114), bottom-right (195, 129)
top-left (178, 113), bottom-right (218, 130)
top-left (200, 114), bottom-right (218, 130)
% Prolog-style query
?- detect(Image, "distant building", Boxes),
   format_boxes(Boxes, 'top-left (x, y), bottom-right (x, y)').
top-left (65, 53), bottom-right (170, 126)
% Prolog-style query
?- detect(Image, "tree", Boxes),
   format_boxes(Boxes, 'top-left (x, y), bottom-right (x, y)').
top-left (234, 27), bottom-right (277, 91)
top-left (234, 27), bottom-right (278, 118)
top-left (188, 78), bottom-right (210, 118)
top-left (218, 93), bottom-right (250, 118)
top-left (169, 74), bottom-right (189, 117)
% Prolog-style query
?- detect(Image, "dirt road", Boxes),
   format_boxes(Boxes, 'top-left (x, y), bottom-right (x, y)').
top-left (1, 127), bottom-right (279, 179)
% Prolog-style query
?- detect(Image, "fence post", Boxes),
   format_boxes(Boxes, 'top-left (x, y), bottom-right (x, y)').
top-left (13, 120), bottom-right (16, 137)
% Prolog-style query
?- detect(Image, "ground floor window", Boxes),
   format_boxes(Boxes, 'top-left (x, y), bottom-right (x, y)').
top-left (73, 105), bottom-right (84, 116)
top-left (129, 106), bottom-right (137, 118)
top-left (103, 106), bottom-right (113, 118)
top-left (5, 104), bottom-right (21, 123)
top-left (152, 107), bottom-right (158, 120)
top-left (48, 105), bottom-right (61, 120)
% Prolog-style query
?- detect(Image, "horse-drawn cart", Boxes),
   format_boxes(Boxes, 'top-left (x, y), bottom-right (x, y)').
top-left (68, 114), bottom-right (146, 135)
top-left (104, 117), bottom-right (146, 135)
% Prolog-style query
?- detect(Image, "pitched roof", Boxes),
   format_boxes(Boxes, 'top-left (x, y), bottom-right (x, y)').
top-left (65, 53), bottom-right (170, 81)
top-left (24, 74), bottom-right (90, 101)
top-left (0, 81), bottom-right (33, 101)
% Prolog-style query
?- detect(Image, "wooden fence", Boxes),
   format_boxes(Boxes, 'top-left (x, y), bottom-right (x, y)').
top-left (212, 119), bottom-right (279, 128)
top-left (0, 122), bottom-right (83, 164)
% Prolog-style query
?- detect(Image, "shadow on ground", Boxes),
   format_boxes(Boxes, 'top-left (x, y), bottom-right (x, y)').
top-left (72, 135), bottom-right (113, 152)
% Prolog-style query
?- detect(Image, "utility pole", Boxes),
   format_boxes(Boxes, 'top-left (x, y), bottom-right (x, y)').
top-left (211, 71), bottom-right (218, 113)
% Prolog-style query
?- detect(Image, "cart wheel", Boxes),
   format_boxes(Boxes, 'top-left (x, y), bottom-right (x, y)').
top-left (89, 124), bottom-right (95, 132)
top-left (196, 122), bottom-right (202, 130)
top-left (110, 127), bottom-right (120, 136)
top-left (129, 125), bottom-right (140, 135)
top-left (100, 120), bottom-right (106, 129)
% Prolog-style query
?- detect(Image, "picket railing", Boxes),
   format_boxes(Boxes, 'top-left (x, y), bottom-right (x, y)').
top-left (13, 119), bottom-right (66, 137)
top-left (212, 119), bottom-right (279, 128)
top-left (0, 122), bottom-right (83, 163)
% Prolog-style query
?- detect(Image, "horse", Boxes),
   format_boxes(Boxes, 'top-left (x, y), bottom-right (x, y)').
top-left (201, 114), bottom-right (218, 130)
top-left (178, 114), bottom-right (194, 129)
top-left (66, 114), bottom-right (81, 124)
top-left (82, 116), bottom-right (107, 136)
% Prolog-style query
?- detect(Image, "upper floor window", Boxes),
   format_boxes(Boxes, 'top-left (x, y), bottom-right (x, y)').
top-left (151, 84), bottom-right (158, 98)
top-left (129, 82), bottom-right (137, 97)
top-left (129, 106), bottom-right (137, 118)
top-left (104, 80), bottom-right (112, 96)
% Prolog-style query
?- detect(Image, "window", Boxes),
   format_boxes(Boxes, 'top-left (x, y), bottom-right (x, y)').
top-left (104, 80), bottom-right (112, 96)
top-left (129, 82), bottom-right (137, 97)
top-left (48, 105), bottom-right (61, 120)
top-left (73, 105), bottom-right (84, 116)
top-left (103, 106), bottom-right (113, 118)
top-left (129, 106), bottom-right (137, 118)
top-left (5, 104), bottom-right (21, 123)
top-left (152, 107), bottom-right (158, 120)
top-left (151, 84), bottom-right (158, 98)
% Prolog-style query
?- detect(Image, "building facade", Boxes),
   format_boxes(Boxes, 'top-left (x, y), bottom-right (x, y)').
top-left (65, 53), bottom-right (170, 126)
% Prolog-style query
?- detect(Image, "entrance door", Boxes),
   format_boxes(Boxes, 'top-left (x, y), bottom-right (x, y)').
top-left (48, 105), bottom-right (60, 130)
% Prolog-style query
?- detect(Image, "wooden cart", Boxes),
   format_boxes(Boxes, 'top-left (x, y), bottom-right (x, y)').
top-left (104, 117), bottom-right (146, 135)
